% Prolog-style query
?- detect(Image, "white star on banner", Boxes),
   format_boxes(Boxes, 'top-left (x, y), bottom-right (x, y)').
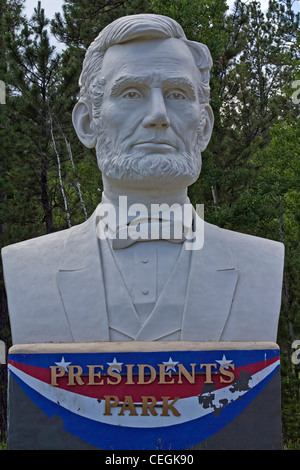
top-left (162, 357), bottom-right (179, 372)
top-left (216, 354), bottom-right (233, 369)
top-left (106, 357), bottom-right (123, 373)
top-left (55, 357), bottom-right (72, 372)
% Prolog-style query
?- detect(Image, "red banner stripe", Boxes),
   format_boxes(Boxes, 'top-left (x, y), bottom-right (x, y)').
top-left (8, 356), bottom-right (279, 402)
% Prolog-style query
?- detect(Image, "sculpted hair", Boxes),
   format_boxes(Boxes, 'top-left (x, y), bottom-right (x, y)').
top-left (78, 14), bottom-right (213, 116)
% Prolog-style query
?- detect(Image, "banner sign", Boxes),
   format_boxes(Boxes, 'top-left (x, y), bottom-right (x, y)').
top-left (8, 343), bottom-right (280, 450)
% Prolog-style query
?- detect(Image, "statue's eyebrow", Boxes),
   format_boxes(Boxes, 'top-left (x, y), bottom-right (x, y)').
top-left (109, 74), bottom-right (196, 99)
top-left (109, 75), bottom-right (152, 96)
top-left (162, 77), bottom-right (196, 99)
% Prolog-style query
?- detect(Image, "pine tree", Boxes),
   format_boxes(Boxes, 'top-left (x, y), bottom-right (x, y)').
top-left (0, 0), bottom-right (99, 238)
top-left (249, 115), bottom-right (300, 448)
top-left (2, 2), bottom-right (62, 236)
top-left (205, 0), bottom-right (299, 228)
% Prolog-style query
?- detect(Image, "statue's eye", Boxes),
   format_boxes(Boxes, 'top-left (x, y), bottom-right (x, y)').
top-left (167, 91), bottom-right (186, 100)
top-left (123, 90), bottom-right (141, 99)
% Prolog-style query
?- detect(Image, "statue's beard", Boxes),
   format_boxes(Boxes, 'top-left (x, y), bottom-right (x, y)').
top-left (95, 123), bottom-right (203, 190)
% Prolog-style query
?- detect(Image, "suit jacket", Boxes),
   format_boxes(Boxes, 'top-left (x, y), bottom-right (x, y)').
top-left (1, 204), bottom-right (284, 344)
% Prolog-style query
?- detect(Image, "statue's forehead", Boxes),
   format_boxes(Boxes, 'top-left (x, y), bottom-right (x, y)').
top-left (100, 38), bottom-right (199, 85)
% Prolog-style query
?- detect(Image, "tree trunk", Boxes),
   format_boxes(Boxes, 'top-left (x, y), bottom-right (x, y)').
top-left (40, 157), bottom-right (53, 234)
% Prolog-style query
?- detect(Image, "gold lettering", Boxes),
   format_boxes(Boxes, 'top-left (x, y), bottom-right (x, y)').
top-left (107, 365), bottom-right (122, 385)
top-left (220, 364), bottom-right (235, 383)
top-left (125, 364), bottom-right (135, 384)
top-left (137, 364), bottom-right (156, 385)
top-left (68, 365), bottom-right (84, 386)
top-left (87, 365), bottom-right (104, 385)
top-left (119, 396), bottom-right (138, 416)
top-left (103, 395), bottom-right (182, 418)
top-left (158, 364), bottom-right (174, 384)
top-left (200, 363), bottom-right (217, 384)
top-left (177, 363), bottom-right (196, 384)
top-left (104, 395), bottom-right (119, 415)
top-left (50, 366), bottom-right (65, 386)
top-left (141, 396), bottom-right (158, 416)
top-left (161, 397), bottom-right (181, 416)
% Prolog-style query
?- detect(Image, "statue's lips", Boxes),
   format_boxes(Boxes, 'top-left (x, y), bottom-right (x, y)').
top-left (132, 141), bottom-right (177, 151)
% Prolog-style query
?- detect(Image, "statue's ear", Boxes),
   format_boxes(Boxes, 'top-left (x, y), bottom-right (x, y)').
top-left (200, 104), bottom-right (214, 152)
top-left (72, 101), bottom-right (97, 148)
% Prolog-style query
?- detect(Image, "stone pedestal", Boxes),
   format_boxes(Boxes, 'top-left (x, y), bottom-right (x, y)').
top-left (7, 341), bottom-right (282, 450)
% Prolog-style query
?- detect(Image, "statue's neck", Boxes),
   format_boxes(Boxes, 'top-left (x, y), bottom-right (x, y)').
top-left (101, 176), bottom-right (190, 210)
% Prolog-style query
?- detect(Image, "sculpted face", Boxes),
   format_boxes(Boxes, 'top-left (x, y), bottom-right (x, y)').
top-left (74, 37), bottom-right (213, 191)
top-left (95, 38), bottom-right (210, 190)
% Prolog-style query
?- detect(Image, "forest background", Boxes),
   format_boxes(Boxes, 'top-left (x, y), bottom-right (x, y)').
top-left (0, 0), bottom-right (299, 449)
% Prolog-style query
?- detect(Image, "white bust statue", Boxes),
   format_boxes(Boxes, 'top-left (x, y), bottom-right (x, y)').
top-left (2, 14), bottom-right (284, 344)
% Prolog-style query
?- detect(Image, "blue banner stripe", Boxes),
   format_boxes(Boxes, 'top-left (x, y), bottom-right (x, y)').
top-left (8, 349), bottom-right (279, 371)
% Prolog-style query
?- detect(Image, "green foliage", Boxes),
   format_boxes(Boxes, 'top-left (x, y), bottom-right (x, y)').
top-left (253, 117), bottom-right (300, 446)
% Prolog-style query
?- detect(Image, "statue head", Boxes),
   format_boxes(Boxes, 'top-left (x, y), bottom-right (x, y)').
top-left (72, 14), bottom-right (214, 192)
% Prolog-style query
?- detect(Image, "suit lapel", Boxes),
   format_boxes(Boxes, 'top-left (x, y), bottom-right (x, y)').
top-left (57, 207), bottom-right (109, 342)
top-left (181, 217), bottom-right (239, 341)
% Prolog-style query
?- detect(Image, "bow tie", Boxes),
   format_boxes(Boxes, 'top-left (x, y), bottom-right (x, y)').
top-left (96, 199), bottom-right (196, 250)
top-left (112, 218), bottom-right (186, 250)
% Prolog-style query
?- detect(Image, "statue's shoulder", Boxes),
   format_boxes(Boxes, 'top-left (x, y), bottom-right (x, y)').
top-left (2, 227), bottom-right (70, 266)
top-left (2, 213), bottom-right (94, 265)
top-left (1, 221), bottom-right (92, 345)
top-left (2, 219), bottom-right (92, 284)
top-left (204, 220), bottom-right (284, 271)
top-left (223, 224), bottom-right (284, 260)
top-left (201, 222), bottom-right (284, 341)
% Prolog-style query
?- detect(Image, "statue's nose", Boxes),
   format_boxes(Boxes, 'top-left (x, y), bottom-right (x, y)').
top-left (142, 88), bottom-right (170, 129)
